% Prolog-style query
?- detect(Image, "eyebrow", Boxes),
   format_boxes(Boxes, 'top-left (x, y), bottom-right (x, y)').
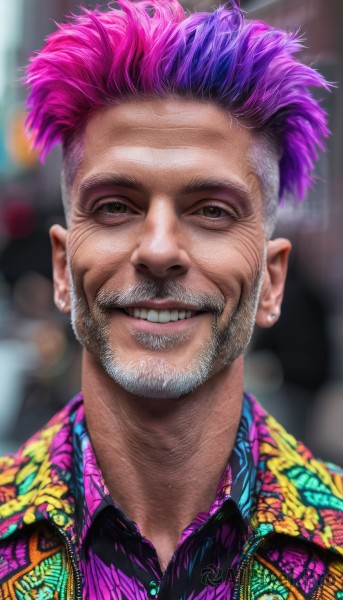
top-left (78, 173), bottom-right (254, 206)
top-left (181, 177), bottom-right (254, 206)
top-left (78, 173), bottom-right (147, 198)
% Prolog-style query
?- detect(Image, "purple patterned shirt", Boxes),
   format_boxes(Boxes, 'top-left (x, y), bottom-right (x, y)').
top-left (1, 393), bottom-right (342, 599)
top-left (71, 395), bottom-right (259, 599)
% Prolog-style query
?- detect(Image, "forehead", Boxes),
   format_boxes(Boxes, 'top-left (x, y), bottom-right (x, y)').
top-left (73, 97), bottom-right (262, 210)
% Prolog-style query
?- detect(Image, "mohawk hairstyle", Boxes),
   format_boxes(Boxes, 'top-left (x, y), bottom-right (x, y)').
top-left (25, 0), bottom-right (330, 202)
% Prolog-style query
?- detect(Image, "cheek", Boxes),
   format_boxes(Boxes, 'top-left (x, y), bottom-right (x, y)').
top-left (67, 225), bottom-right (134, 299)
top-left (193, 238), bottom-right (265, 332)
top-left (190, 228), bottom-right (264, 299)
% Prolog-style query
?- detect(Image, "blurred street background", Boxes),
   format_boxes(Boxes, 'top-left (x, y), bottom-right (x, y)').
top-left (0, 0), bottom-right (342, 463)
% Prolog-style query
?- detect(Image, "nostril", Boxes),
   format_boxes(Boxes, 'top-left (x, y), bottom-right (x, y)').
top-left (131, 244), bottom-right (191, 278)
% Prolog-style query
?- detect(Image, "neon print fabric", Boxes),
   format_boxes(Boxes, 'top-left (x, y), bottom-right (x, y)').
top-left (0, 392), bottom-right (342, 600)
top-left (71, 395), bottom-right (258, 599)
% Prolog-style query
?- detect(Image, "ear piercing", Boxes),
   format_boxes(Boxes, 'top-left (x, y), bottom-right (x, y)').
top-left (267, 309), bottom-right (279, 323)
top-left (59, 298), bottom-right (66, 310)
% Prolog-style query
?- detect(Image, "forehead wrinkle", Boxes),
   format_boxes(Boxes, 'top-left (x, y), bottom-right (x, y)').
top-left (71, 101), bottom-right (262, 213)
top-left (85, 126), bottom-right (242, 152)
top-left (83, 100), bottom-right (251, 149)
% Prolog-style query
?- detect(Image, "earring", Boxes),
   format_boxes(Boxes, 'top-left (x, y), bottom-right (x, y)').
top-left (267, 308), bottom-right (280, 323)
top-left (59, 298), bottom-right (66, 310)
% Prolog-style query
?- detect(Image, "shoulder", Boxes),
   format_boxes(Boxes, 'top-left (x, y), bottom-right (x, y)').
top-left (245, 393), bottom-right (343, 557)
top-left (248, 532), bottom-right (343, 598)
top-left (0, 395), bottom-right (83, 539)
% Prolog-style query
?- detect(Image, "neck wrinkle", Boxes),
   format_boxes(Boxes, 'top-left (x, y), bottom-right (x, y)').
top-left (81, 350), bottom-right (244, 538)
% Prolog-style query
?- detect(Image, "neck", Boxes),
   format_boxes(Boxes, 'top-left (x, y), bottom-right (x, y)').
top-left (82, 351), bottom-right (244, 571)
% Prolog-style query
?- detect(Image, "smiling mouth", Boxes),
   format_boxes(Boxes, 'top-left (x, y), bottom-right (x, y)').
top-left (123, 308), bottom-right (199, 323)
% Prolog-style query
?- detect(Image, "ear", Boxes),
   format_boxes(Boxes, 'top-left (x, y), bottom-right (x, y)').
top-left (49, 224), bottom-right (70, 313)
top-left (255, 238), bottom-right (292, 328)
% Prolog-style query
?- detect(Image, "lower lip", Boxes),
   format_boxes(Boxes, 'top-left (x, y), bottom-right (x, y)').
top-left (118, 310), bottom-right (204, 333)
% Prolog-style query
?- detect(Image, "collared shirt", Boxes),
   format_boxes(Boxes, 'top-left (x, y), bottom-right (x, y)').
top-left (1, 393), bottom-right (342, 599)
top-left (70, 394), bottom-right (259, 599)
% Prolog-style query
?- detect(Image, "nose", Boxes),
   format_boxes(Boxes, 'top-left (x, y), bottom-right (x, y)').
top-left (130, 199), bottom-right (191, 278)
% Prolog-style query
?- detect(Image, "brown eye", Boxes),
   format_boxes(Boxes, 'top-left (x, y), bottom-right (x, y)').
top-left (101, 202), bottom-right (128, 214)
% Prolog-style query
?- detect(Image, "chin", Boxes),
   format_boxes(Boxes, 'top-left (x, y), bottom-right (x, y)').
top-left (100, 353), bottom-right (215, 400)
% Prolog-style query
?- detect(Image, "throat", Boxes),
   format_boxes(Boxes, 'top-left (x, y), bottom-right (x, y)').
top-left (146, 532), bottom-right (180, 574)
top-left (81, 353), bottom-right (245, 572)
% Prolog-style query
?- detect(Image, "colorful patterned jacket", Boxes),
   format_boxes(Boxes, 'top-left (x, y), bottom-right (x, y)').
top-left (0, 394), bottom-right (342, 600)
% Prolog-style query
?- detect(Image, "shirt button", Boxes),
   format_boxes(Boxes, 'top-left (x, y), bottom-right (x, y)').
top-left (148, 580), bottom-right (160, 597)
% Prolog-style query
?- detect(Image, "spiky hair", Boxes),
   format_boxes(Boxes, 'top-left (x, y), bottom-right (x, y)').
top-left (25, 0), bottom-right (330, 202)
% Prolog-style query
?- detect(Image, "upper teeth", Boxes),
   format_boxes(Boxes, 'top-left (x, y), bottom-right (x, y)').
top-left (126, 308), bottom-right (193, 323)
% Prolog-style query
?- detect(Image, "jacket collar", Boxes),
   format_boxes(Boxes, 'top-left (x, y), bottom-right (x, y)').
top-left (248, 394), bottom-right (343, 556)
top-left (0, 392), bottom-right (342, 557)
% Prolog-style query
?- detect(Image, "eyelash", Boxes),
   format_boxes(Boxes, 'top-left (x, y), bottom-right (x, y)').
top-left (196, 205), bottom-right (234, 219)
top-left (97, 201), bottom-right (130, 214)
top-left (95, 200), bottom-right (236, 220)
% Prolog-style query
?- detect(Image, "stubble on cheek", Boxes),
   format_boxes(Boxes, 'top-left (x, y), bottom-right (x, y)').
top-left (68, 271), bottom-right (106, 356)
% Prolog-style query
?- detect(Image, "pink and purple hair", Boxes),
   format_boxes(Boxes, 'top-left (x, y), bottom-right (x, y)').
top-left (25, 0), bottom-right (330, 202)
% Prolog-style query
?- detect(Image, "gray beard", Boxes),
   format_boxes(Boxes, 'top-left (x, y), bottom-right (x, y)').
top-left (69, 272), bottom-right (264, 399)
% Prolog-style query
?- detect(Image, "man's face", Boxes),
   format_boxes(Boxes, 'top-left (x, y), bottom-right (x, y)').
top-left (53, 98), bottom-right (273, 399)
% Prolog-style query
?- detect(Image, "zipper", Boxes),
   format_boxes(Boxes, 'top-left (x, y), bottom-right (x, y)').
top-left (232, 536), bottom-right (266, 600)
top-left (55, 525), bottom-right (83, 600)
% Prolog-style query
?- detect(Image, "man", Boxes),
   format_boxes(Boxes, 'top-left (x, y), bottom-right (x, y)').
top-left (0, 0), bottom-right (342, 598)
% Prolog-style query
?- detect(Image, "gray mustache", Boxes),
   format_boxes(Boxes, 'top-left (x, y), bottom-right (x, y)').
top-left (96, 280), bottom-right (225, 316)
